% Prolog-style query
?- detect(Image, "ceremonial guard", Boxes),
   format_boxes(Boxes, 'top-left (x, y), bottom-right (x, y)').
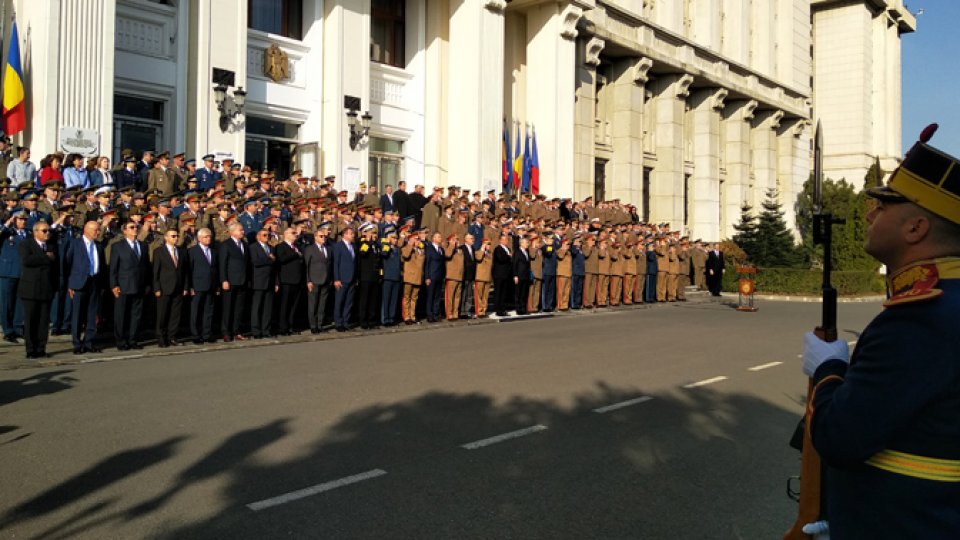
top-left (380, 227), bottom-right (402, 326)
top-left (0, 211), bottom-right (27, 342)
top-left (356, 224), bottom-right (381, 329)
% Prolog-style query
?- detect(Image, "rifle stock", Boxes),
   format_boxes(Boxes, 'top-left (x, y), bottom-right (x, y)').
top-left (783, 381), bottom-right (822, 540)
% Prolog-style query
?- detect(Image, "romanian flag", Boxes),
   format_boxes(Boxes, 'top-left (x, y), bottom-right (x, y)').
top-left (2, 21), bottom-right (25, 137)
top-left (502, 123), bottom-right (512, 193)
top-left (530, 129), bottom-right (540, 195)
top-left (513, 124), bottom-right (522, 192)
top-left (521, 128), bottom-right (532, 193)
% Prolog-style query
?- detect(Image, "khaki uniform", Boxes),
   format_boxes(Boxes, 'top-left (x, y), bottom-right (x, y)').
top-left (474, 246), bottom-right (493, 316)
top-left (582, 244), bottom-right (599, 308)
top-left (677, 247), bottom-right (691, 300)
top-left (443, 244), bottom-right (464, 320)
top-left (147, 167), bottom-right (178, 198)
top-left (656, 244), bottom-right (669, 302)
top-left (622, 246), bottom-right (637, 305)
top-left (528, 246), bottom-right (542, 313)
top-left (667, 248), bottom-right (680, 301)
top-left (421, 201), bottom-right (441, 234)
top-left (401, 242), bottom-right (425, 322)
top-left (691, 247), bottom-right (708, 290)
top-left (609, 246), bottom-right (624, 306)
top-left (597, 246), bottom-right (611, 307)
top-left (437, 214), bottom-right (456, 241)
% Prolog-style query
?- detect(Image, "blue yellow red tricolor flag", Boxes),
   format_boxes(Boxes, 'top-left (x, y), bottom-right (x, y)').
top-left (521, 127), bottom-right (532, 193)
top-left (530, 129), bottom-right (540, 195)
top-left (513, 123), bottom-right (522, 192)
top-left (502, 122), bottom-right (512, 194)
top-left (2, 21), bottom-right (25, 137)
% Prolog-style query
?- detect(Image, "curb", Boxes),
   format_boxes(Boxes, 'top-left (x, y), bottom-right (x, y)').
top-left (721, 292), bottom-right (885, 303)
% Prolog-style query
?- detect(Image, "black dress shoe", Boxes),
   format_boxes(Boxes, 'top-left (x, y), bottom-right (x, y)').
top-left (223, 335), bottom-right (233, 342)
top-left (336, 326), bottom-right (346, 332)
top-left (311, 328), bottom-right (320, 334)
top-left (193, 339), bottom-right (204, 345)
top-left (130, 343), bottom-right (143, 350)
top-left (73, 348), bottom-right (84, 355)
top-left (3, 335), bottom-right (17, 343)
top-left (169, 340), bottom-right (180, 346)
top-left (87, 346), bottom-right (102, 353)
top-left (117, 345), bottom-right (129, 351)
top-left (158, 342), bottom-right (169, 348)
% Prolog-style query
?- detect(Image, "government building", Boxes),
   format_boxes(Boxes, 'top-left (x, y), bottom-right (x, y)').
top-left (4, 0), bottom-right (915, 240)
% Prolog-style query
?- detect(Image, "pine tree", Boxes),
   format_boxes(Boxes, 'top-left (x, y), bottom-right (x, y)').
top-left (732, 203), bottom-right (758, 263)
top-left (752, 189), bottom-right (803, 267)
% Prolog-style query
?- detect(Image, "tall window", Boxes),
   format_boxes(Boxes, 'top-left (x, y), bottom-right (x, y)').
top-left (249, 0), bottom-right (303, 40)
top-left (245, 116), bottom-right (301, 180)
top-left (368, 137), bottom-right (404, 192)
top-left (113, 94), bottom-right (165, 163)
top-left (371, 0), bottom-right (405, 67)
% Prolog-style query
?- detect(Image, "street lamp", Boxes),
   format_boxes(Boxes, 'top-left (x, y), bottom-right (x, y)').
top-left (346, 109), bottom-right (373, 150)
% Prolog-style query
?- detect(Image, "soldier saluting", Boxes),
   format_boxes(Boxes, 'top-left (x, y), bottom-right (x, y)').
top-left (800, 125), bottom-right (960, 539)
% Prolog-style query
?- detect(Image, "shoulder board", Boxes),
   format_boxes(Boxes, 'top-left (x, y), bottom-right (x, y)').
top-left (883, 288), bottom-right (944, 308)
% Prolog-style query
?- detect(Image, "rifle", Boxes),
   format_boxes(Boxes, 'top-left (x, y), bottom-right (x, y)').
top-left (784, 121), bottom-right (843, 540)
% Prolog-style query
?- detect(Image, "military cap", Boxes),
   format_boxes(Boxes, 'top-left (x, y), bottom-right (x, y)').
top-left (243, 199), bottom-right (258, 208)
top-left (185, 159), bottom-right (196, 166)
top-left (180, 214), bottom-right (197, 224)
top-left (94, 186), bottom-right (113, 197)
top-left (324, 175), bottom-right (336, 181)
top-left (225, 214), bottom-right (238, 225)
top-left (59, 198), bottom-right (76, 209)
top-left (221, 156), bottom-right (234, 163)
top-left (201, 154), bottom-right (214, 162)
top-left (232, 163), bottom-right (241, 171)
top-left (3, 191), bottom-right (19, 202)
top-left (17, 180), bottom-right (33, 190)
top-left (123, 156), bottom-right (136, 164)
top-left (100, 209), bottom-right (118, 219)
top-left (158, 199), bottom-right (171, 207)
top-left (317, 221), bottom-right (332, 229)
top-left (156, 151), bottom-right (170, 159)
top-left (12, 210), bottom-right (28, 218)
top-left (184, 192), bottom-right (201, 203)
top-left (44, 181), bottom-right (63, 191)
top-left (22, 192), bottom-right (38, 202)
top-left (142, 212), bottom-right (156, 223)
top-left (133, 192), bottom-right (145, 199)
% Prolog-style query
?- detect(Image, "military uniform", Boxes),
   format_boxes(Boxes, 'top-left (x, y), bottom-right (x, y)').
top-left (400, 239), bottom-right (425, 323)
top-left (473, 243), bottom-right (493, 317)
top-left (443, 242), bottom-right (464, 320)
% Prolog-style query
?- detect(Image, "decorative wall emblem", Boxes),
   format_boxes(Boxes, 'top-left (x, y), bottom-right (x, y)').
top-left (264, 44), bottom-right (290, 83)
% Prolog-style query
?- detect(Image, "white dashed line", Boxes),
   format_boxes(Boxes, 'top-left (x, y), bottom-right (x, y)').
top-left (683, 376), bottom-right (728, 389)
top-left (461, 425), bottom-right (548, 450)
top-left (592, 396), bottom-right (654, 413)
top-left (748, 361), bottom-right (783, 372)
top-left (246, 469), bottom-right (387, 511)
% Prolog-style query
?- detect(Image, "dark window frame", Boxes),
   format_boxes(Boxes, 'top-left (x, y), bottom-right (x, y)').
top-left (248, 0), bottom-right (303, 41)
top-left (370, 0), bottom-right (405, 68)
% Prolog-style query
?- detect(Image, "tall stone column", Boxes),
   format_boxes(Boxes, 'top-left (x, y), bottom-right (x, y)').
top-left (447, 0), bottom-right (506, 193)
top-left (689, 88), bottom-right (727, 242)
top-left (573, 37), bottom-right (603, 201)
top-left (721, 99), bottom-right (757, 239)
top-left (606, 57), bottom-right (649, 206)
top-left (424, 0), bottom-right (450, 187)
top-left (321, 0), bottom-right (372, 185)
top-left (649, 73), bottom-right (693, 229)
top-left (778, 118), bottom-right (810, 237)
top-left (186, 0), bottom-right (248, 161)
top-left (750, 109), bottom-right (784, 209)
top-left (525, 2), bottom-right (582, 198)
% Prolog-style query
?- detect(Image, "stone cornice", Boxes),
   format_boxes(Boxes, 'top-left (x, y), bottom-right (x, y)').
top-left (560, 5), bottom-right (583, 41)
top-left (584, 37), bottom-right (605, 67)
top-left (632, 57), bottom-right (653, 84)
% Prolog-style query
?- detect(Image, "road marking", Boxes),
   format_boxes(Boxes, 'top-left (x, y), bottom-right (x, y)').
top-left (683, 376), bottom-right (728, 389)
top-left (592, 396), bottom-right (654, 413)
top-left (748, 361), bottom-right (783, 372)
top-left (246, 469), bottom-right (387, 511)
top-left (461, 425), bottom-right (548, 450)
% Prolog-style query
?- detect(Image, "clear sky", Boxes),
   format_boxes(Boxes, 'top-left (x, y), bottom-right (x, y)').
top-left (901, 0), bottom-right (960, 154)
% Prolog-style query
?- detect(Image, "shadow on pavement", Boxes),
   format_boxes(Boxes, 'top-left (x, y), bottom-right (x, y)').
top-left (1, 386), bottom-right (804, 540)
top-left (0, 370), bottom-right (77, 407)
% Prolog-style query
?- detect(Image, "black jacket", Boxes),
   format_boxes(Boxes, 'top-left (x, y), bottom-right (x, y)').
top-left (17, 238), bottom-right (56, 301)
top-left (275, 242), bottom-right (305, 285)
top-left (357, 240), bottom-right (381, 282)
top-left (493, 245), bottom-right (513, 281)
top-left (187, 244), bottom-right (218, 293)
top-left (152, 244), bottom-right (187, 295)
top-left (219, 238), bottom-right (250, 286)
top-left (512, 248), bottom-right (531, 281)
top-left (393, 189), bottom-right (411, 220)
top-left (461, 245), bottom-right (477, 281)
top-left (248, 241), bottom-right (276, 291)
top-left (109, 238), bottom-right (150, 295)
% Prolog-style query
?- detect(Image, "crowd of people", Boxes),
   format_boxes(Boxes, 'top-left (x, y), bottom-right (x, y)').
top-left (0, 140), bottom-right (726, 359)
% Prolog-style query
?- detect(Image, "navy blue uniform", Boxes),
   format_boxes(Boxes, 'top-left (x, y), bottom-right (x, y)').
top-left (570, 245), bottom-right (584, 309)
top-left (195, 167), bottom-right (221, 191)
top-left (0, 227), bottom-right (25, 338)
top-left (541, 242), bottom-right (557, 311)
top-left (810, 258), bottom-right (960, 539)
top-left (381, 240), bottom-right (402, 325)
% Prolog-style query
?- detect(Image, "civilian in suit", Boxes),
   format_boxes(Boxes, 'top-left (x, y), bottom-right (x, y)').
top-left (153, 229), bottom-right (188, 347)
top-left (275, 228), bottom-right (305, 335)
top-left (187, 228), bottom-right (218, 344)
top-left (17, 222), bottom-right (57, 358)
top-left (459, 234), bottom-right (478, 318)
top-left (423, 232), bottom-right (445, 322)
top-left (332, 228), bottom-right (357, 331)
top-left (304, 226), bottom-right (333, 333)
top-left (512, 237), bottom-right (533, 315)
top-left (109, 220), bottom-right (150, 350)
top-left (393, 181), bottom-right (411, 222)
top-left (64, 221), bottom-right (106, 354)
top-left (248, 228), bottom-right (277, 338)
top-left (379, 184), bottom-right (395, 212)
top-left (0, 213), bottom-right (28, 342)
top-left (219, 222), bottom-right (250, 341)
top-left (492, 234), bottom-right (514, 316)
top-left (380, 229), bottom-right (402, 326)
top-left (706, 243), bottom-right (725, 296)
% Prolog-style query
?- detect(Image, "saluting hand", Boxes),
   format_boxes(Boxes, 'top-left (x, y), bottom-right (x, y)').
top-left (112, 286), bottom-right (121, 298)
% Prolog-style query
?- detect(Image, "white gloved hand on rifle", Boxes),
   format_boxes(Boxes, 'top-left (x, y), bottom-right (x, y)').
top-left (802, 332), bottom-right (849, 377)
top-left (802, 520), bottom-right (830, 540)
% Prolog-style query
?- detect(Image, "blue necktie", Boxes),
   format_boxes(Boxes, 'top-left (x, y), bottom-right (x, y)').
top-left (88, 241), bottom-right (96, 276)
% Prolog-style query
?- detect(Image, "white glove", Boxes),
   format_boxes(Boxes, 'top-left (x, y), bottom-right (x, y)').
top-left (802, 520), bottom-right (830, 540)
top-left (802, 332), bottom-right (849, 377)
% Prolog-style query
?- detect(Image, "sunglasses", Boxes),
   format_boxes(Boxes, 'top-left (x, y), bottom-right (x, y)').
top-left (37, 229), bottom-right (50, 233)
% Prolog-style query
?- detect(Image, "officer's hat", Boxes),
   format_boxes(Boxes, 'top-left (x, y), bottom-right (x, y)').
top-left (202, 154), bottom-right (215, 162)
top-left (21, 191), bottom-right (38, 202)
top-left (868, 124), bottom-right (960, 225)
top-left (123, 156), bottom-right (136, 164)
top-left (185, 159), bottom-right (196, 166)
top-left (317, 221), bottom-right (332, 230)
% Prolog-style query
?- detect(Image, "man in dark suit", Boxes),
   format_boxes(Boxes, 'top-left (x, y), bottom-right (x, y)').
top-left (64, 221), bottom-right (106, 354)
top-left (248, 228), bottom-right (276, 339)
top-left (303, 225), bottom-right (332, 333)
top-left (219, 222), bottom-right (250, 341)
top-left (17, 222), bottom-right (57, 358)
top-left (275, 227), bottom-right (305, 335)
top-left (705, 242), bottom-right (725, 296)
top-left (460, 233), bottom-right (477, 318)
top-left (423, 232), bottom-right (445, 322)
top-left (380, 184), bottom-right (395, 213)
top-left (109, 220), bottom-right (150, 350)
top-left (512, 236), bottom-right (532, 315)
top-left (393, 181), bottom-right (411, 222)
top-left (332, 227), bottom-right (357, 332)
top-left (492, 233), bottom-right (514, 316)
top-left (187, 228), bottom-right (218, 344)
top-left (153, 229), bottom-right (188, 347)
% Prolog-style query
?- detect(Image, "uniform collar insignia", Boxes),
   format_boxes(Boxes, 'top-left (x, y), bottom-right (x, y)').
top-left (884, 257), bottom-right (960, 308)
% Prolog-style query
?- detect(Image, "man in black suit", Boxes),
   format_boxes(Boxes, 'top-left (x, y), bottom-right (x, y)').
top-left (153, 229), bottom-right (188, 347)
top-left (187, 228), bottom-right (218, 344)
top-left (64, 221), bottom-right (106, 354)
top-left (492, 233), bottom-right (514, 316)
top-left (17, 222), bottom-right (57, 358)
top-left (109, 221), bottom-right (150, 350)
top-left (219, 222), bottom-right (250, 341)
top-left (512, 236), bottom-right (532, 315)
top-left (705, 242), bottom-right (725, 296)
top-left (408, 184), bottom-right (427, 229)
top-left (459, 233), bottom-right (477, 319)
top-left (303, 225), bottom-right (332, 333)
top-left (248, 228), bottom-right (276, 339)
top-left (393, 181), bottom-right (411, 222)
top-left (275, 227), bottom-right (305, 335)
top-left (423, 232), bottom-right (445, 322)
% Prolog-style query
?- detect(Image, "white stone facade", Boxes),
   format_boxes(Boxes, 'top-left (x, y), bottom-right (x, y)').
top-left (3, 0), bottom-right (913, 241)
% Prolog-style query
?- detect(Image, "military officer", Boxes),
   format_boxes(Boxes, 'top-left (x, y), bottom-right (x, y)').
top-left (400, 228), bottom-right (425, 324)
top-left (195, 154), bottom-right (220, 191)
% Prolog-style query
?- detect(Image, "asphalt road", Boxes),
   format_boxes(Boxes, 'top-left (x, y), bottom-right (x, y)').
top-left (0, 298), bottom-right (882, 540)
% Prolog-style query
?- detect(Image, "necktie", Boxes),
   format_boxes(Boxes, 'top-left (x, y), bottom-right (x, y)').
top-left (133, 241), bottom-right (141, 259)
top-left (237, 239), bottom-right (244, 254)
top-left (347, 243), bottom-right (354, 258)
top-left (88, 241), bottom-right (97, 276)
top-left (204, 247), bottom-right (211, 264)
top-left (262, 243), bottom-right (270, 256)
top-left (292, 243), bottom-right (300, 256)
top-left (321, 245), bottom-right (326, 258)
top-left (40, 242), bottom-right (46, 251)
top-left (171, 246), bottom-right (178, 267)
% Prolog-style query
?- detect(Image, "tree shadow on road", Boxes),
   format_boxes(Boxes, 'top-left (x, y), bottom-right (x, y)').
top-left (0, 370), bottom-right (77, 407)
top-left (1, 386), bottom-right (805, 540)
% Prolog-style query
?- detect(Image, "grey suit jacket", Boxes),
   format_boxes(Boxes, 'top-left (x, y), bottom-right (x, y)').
top-left (303, 242), bottom-right (332, 285)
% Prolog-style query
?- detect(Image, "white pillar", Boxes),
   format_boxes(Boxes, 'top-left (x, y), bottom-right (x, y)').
top-left (649, 73), bottom-right (693, 229)
top-left (186, 0), bottom-right (248, 161)
top-left (689, 87), bottom-right (727, 243)
top-left (447, 0), bottom-right (506, 194)
top-left (778, 118), bottom-right (810, 238)
top-left (424, 0), bottom-right (450, 187)
top-left (525, 2), bottom-right (581, 198)
top-left (574, 37), bottom-right (602, 201)
top-left (721, 99), bottom-right (757, 239)
top-left (322, 0), bottom-right (372, 187)
top-left (751, 109), bottom-right (783, 209)
top-left (607, 56), bottom-right (647, 206)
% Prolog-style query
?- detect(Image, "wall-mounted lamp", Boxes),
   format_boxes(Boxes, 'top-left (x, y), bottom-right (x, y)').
top-left (213, 68), bottom-right (246, 132)
top-left (346, 109), bottom-right (373, 150)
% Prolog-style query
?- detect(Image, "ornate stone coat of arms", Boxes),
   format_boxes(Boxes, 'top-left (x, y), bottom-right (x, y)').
top-left (264, 44), bottom-right (289, 83)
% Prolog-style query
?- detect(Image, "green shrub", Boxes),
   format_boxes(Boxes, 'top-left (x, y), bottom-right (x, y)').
top-left (722, 267), bottom-right (885, 296)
